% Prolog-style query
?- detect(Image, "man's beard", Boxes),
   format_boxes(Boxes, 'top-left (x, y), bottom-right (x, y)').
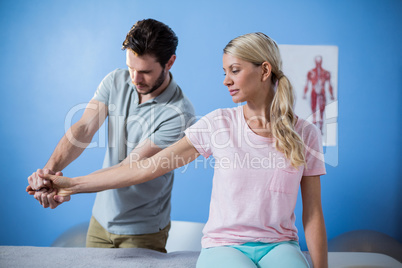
top-left (138, 69), bottom-right (166, 95)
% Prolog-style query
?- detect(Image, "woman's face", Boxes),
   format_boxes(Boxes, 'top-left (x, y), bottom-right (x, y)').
top-left (222, 53), bottom-right (265, 103)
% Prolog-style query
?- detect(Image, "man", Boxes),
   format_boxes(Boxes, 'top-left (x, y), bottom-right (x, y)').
top-left (27, 19), bottom-right (195, 252)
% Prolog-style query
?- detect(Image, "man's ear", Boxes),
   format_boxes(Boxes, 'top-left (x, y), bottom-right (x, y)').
top-left (164, 54), bottom-right (176, 71)
top-left (261, 62), bottom-right (272, 82)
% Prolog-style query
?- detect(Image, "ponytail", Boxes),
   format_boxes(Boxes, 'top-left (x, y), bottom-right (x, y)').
top-left (270, 73), bottom-right (305, 168)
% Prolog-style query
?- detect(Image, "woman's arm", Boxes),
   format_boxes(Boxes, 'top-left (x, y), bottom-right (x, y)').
top-left (301, 175), bottom-right (328, 268)
top-left (39, 136), bottom-right (200, 197)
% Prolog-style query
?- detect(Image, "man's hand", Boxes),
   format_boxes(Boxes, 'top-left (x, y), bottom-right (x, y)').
top-left (27, 169), bottom-right (53, 191)
top-left (26, 169), bottom-right (71, 209)
top-left (37, 173), bottom-right (75, 198)
top-left (32, 187), bottom-right (71, 209)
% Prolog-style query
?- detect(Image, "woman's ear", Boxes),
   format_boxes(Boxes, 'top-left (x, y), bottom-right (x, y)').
top-left (261, 62), bottom-right (272, 82)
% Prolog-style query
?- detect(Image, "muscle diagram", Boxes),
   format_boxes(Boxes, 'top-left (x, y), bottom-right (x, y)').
top-left (303, 55), bottom-right (335, 133)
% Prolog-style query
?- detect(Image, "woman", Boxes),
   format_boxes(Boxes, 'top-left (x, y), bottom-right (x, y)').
top-left (29, 32), bottom-right (328, 267)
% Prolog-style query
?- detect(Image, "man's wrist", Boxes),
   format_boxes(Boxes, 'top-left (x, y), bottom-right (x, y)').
top-left (43, 165), bottom-right (56, 173)
top-left (44, 160), bottom-right (63, 173)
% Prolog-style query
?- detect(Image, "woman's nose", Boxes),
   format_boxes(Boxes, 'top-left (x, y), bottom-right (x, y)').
top-left (223, 74), bottom-right (233, 86)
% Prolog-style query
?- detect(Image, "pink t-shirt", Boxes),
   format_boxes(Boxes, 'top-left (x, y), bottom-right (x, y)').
top-left (184, 106), bottom-right (326, 248)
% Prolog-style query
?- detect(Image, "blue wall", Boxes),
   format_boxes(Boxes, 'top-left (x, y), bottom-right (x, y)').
top-left (0, 0), bottom-right (401, 250)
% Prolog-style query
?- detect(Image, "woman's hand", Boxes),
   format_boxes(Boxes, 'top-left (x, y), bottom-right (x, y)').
top-left (36, 173), bottom-right (76, 198)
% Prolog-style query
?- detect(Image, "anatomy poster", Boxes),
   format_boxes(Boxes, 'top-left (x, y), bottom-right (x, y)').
top-left (279, 45), bottom-right (338, 146)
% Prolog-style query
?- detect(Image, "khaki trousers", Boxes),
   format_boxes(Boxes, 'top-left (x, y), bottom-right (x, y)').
top-left (86, 216), bottom-right (170, 253)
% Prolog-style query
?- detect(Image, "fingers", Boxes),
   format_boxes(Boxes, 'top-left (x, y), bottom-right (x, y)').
top-left (42, 169), bottom-right (55, 188)
top-left (34, 189), bottom-right (48, 207)
top-left (47, 185), bottom-right (71, 209)
top-left (38, 173), bottom-right (57, 182)
top-left (40, 191), bottom-right (50, 208)
top-left (27, 173), bottom-right (37, 190)
top-left (36, 169), bottom-right (45, 189)
top-left (28, 169), bottom-right (45, 190)
top-left (33, 189), bottom-right (58, 209)
top-left (38, 173), bottom-right (73, 196)
top-left (32, 189), bottom-right (70, 209)
top-left (47, 189), bottom-right (60, 209)
top-left (27, 169), bottom-right (67, 209)
top-left (54, 195), bottom-right (71, 203)
top-left (26, 185), bottom-right (35, 194)
top-left (29, 170), bottom-right (73, 207)
top-left (28, 169), bottom-right (62, 190)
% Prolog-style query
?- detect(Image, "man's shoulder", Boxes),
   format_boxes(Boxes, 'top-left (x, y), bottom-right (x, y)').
top-left (167, 83), bottom-right (195, 116)
top-left (99, 68), bottom-right (131, 93)
top-left (107, 68), bottom-right (130, 81)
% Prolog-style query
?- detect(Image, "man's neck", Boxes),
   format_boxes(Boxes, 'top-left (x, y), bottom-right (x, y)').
top-left (139, 73), bottom-right (171, 104)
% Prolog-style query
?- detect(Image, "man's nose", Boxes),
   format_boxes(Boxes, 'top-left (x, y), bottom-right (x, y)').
top-left (132, 71), bottom-right (143, 84)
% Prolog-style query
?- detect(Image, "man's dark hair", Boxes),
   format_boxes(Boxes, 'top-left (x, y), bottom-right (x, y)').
top-left (122, 19), bottom-right (178, 67)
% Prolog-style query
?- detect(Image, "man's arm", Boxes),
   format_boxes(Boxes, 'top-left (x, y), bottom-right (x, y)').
top-left (301, 175), bottom-right (328, 268)
top-left (27, 99), bottom-right (108, 207)
top-left (45, 99), bottom-right (108, 172)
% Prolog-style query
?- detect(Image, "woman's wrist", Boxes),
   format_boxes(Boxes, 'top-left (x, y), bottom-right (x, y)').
top-left (70, 174), bottom-right (105, 194)
top-left (70, 176), bottom-right (86, 194)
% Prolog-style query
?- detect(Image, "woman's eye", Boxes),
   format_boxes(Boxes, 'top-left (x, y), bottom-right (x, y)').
top-left (232, 70), bottom-right (239, 74)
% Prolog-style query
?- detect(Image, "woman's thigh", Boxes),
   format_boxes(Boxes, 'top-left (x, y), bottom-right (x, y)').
top-left (197, 246), bottom-right (257, 268)
top-left (258, 242), bottom-right (309, 268)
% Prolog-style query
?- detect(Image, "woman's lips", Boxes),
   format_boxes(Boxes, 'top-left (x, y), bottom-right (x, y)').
top-left (229, 89), bottom-right (239, 96)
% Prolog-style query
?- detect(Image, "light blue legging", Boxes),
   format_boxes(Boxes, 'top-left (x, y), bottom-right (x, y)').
top-left (196, 241), bottom-right (310, 268)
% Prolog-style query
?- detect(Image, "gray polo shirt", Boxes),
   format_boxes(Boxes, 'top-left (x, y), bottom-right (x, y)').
top-left (92, 69), bottom-right (195, 235)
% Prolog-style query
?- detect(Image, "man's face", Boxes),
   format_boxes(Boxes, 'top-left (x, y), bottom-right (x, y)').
top-left (126, 50), bottom-right (166, 95)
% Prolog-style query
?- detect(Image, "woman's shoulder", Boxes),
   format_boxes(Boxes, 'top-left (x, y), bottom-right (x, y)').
top-left (295, 117), bottom-right (322, 140)
top-left (203, 106), bottom-right (242, 119)
top-left (213, 106), bottom-right (242, 117)
top-left (193, 106), bottom-right (242, 130)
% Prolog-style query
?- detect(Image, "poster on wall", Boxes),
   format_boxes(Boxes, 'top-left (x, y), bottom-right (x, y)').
top-left (279, 45), bottom-right (338, 147)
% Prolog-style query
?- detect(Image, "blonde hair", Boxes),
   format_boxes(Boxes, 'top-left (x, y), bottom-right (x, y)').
top-left (224, 32), bottom-right (305, 167)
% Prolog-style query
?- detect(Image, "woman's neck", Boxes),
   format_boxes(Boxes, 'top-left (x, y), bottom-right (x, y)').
top-left (244, 86), bottom-right (275, 124)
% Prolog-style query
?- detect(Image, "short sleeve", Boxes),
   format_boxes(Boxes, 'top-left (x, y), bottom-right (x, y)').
top-left (300, 121), bottom-right (326, 177)
top-left (150, 111), bottom-right (196, 149)
top-left (93, 71), bottom-right (115, 105)
top-left (184, 110), bottom-right (218, 159)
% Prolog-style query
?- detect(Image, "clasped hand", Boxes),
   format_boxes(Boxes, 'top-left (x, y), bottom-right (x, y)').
top-left (26, 169), bottom-right (71, 209)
